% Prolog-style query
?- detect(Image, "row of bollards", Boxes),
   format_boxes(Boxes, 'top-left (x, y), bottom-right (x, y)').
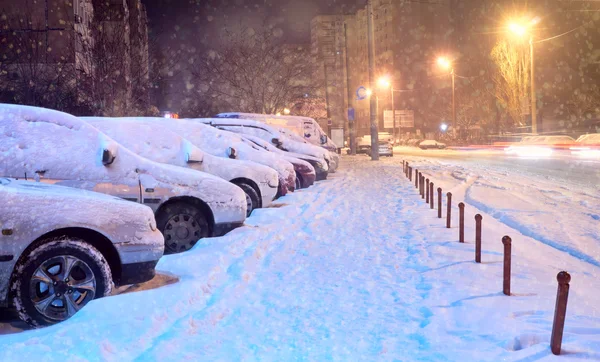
top-left (402, 160), bottom-right (571, 356)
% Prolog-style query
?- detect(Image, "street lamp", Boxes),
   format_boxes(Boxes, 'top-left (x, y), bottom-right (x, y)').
top-left (437, 57), bottom-right (456, 133)
top-left (508, 18), bottom-right (538, 134)
top-left (283, 108), bottom-right (291, 115)
top-left (377, 76), bottom-right (396, 141)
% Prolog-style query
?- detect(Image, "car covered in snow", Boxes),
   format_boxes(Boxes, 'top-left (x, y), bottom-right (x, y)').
top-left (0, 177), bottom-right (164, 326)
top-left (83, 118), bottom-right (279, 217)
top-left (137, 118), bottom-right (297, 197)
top-left (419, 140), bottom-right (447, 150)
top-left (239, 134), bottom-right (319, 187)
top-left (0, 104), bottom-right (247, 254)
top-left (216, 112), bottom-right (339, 152)
top-left (196, 118), bottom-right (338, 173)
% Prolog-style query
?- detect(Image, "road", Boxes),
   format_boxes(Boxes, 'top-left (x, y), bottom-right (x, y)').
top-left (395, 146), bottom-right (600, 190)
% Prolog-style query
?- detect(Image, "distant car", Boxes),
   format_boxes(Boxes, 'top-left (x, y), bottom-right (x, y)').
top-left (571, 133), bottom-right (600, 157)
top-left (378, 141), bottom-right (394, 157)
top-left (0, 104), bottom-right (247, 254)
top-left (198, 118), bottom-right (338, 173)
top-left (83, 118), bottom-right (279, 217)
top-left (419, 140), bottom-right (447, 149)
top-left (0, 178), bottom-right (164, 326)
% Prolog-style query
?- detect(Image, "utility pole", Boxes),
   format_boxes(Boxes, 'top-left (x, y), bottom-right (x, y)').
top-left (530, 37), bottom-right (537, 134)
top-left (323, 49), bottom-right (332, 138)
top-left (367, 0), bottom-right (379, 160)
top-left (344, 22), bottom-right (356, 155)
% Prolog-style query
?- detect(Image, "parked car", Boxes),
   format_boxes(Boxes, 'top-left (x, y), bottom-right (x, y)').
top-left (0, 177), bottom-right (164, 326)
top-left (83, 118), bottom-right (279, 217)
top-left (216, 112), bottom-right (339, 152)
top-left (0, 104), bottom-right (247, 254)
top-left (239, 134), bottom-right (319, 186)
top-left (419, 140), bottom-right (447, 149)
top-left (378, 140), bottom-right (394, 157)
top-left (136, 118), bottom-right (297, 197)
top-left (198, 118), bottom-right (338, 173)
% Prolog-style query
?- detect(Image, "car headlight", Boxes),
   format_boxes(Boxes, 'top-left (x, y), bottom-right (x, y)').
top-left (149, 217), bottom-right (157, 231)
top-left (267, 178), bottom-right (278, 188)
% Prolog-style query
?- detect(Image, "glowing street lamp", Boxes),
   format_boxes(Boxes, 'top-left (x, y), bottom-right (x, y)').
top-left (437, 57), bottom-right (456, 130)
top-left (507, 18), bottom-right (538, 134)
top-left (283, 108), bottom-right (291, 115)
top-left (377, 76), bottom-right (391, 89)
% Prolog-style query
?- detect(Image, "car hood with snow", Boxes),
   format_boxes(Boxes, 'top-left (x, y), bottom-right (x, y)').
top-left (82, 117), bottom-right (279, 208)
top-left (127, 118), bottom-right (296, 196)
top-left (0, 104), bottom-right (247, 228)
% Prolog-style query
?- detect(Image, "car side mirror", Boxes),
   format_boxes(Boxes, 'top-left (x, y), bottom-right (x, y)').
top-left (320, 135), bottom-right (328, 144)
top-left (271, 138), bottom-right (283, 147)
top-left (186, 152), bottom-right (204, 164)
top-left (102, 149), bottom-right (116, 166)
top-left (227, 147), bottom-right (238, 159)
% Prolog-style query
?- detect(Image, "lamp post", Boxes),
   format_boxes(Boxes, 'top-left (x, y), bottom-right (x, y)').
top-left (437, 57), bottom-right (456, 133)
top-left (377, 76), bottom-right (396, 142)
top-left (508, 20), bottom-right (538, 134)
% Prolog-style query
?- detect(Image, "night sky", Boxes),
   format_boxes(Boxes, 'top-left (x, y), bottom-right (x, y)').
top-left (143, 0), bottom-right (367, 44)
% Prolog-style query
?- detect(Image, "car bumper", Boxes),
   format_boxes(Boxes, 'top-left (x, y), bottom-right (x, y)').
top-left (316, 169), bottom-right (328, 181)
top-left (259, 181), bottom-right (278, 207)
top-left (118, 260), bottom-right (159, 286)
top-left (298, 170), bottom-right (316, 188)
top-left (213, 222), bottom-right (244, 237)
top-left (114, 229), bottom-right (164, 265)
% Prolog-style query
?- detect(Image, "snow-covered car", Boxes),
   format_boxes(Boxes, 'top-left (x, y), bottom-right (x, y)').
top-left (0, 105), bottom-right (247, 254)
top-left (216, 112), bottom-right (338, 152)
top-left (138, 118), bottom-right (297, 197)
top-left (419, 140), bottom-right (447, 149)
top-left (378, 141), bottom-right (394, 157)
top-left (240, 134), bottom-right (319, 187)
top-left (196, 118), bottom-right (338, 173)
top-left (83, 118), bottom-right (279, 217)
top-left (0, 177), bottom-right (164, 326)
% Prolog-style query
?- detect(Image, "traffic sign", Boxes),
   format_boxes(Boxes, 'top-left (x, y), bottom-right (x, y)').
top-left (356, 86), bottom-right (368, 100)
top-left (348, 108), bottom-right (355, 121)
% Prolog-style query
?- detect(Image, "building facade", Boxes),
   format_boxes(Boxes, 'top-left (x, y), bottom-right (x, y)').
top-left (0, 0), bottom-right (149, 115)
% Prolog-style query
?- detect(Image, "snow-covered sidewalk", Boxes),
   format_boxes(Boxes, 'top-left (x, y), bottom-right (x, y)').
top-left (0, 157), bottom-right (598, 361)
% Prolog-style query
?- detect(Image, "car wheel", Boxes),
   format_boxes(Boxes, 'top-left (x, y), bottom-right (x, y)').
top-left (156, 202), bottom-right (210, 254)
top-left (11, 238), bottom-right (113, 327)
top-left (236, 183), bottom-right (260, 217)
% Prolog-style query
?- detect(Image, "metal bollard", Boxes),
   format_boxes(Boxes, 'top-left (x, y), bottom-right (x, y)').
top-left (409, 167), bottom-right (413, 181)
top-left (426, 178), bottom-right (430, 203)
top-left (415, 170), bottom-right (419, 188)
top-left (458, 202), bottom-right (465, 243)
top-left (446, 192), bottom-right (452, 228)
top-left (437, 188), bottom-right (442, 218)
top-left (421, 176), bottom-right (425, 199)
top-left (429, 182), bottom-right (434, 209)
top-left (502, 235), bottom-right (512, 295)
top-left (475, 214), bottom-right (482, 263)
top-left (551, 271), bottom-right (571, 355)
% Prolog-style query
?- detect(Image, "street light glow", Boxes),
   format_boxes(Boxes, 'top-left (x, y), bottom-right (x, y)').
top-left (440, 123), bottom-right (448, 132)
top-left (366, 89), bottom-right (373, 97)
top-left (437, 57), bottom-right (451, 70)
top-left (377, 76), bottom-right (391, 89)
top-left (508, 22), bottom-right (527, 37)
top-left (283, 108), bottom-right (291, 115)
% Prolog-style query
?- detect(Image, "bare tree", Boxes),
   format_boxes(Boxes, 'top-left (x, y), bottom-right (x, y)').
top-left (190, 24), bottom-right (320, 114)
top-left (565, 85), bottom-right (600, 121)
top-left (491, 39), bottom-right (530, 130)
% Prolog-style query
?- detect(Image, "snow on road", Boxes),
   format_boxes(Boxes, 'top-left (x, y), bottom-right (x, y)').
top-left (0, 156), bottom-right (599, 361)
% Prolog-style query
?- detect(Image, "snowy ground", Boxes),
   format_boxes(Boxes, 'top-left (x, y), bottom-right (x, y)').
top-left (0, 155), bottom-right (599, 361)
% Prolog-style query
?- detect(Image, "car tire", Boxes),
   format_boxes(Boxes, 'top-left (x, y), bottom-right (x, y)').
top-left (11, 238), bottom-right (113, 327)
top-left (156, 202), bottom-right (210, 254)
top-left (236, 183), bottom-right (260, 217)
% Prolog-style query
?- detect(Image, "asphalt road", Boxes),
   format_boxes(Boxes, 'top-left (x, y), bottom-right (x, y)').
top-left (395, 147), bottom-right (600, 189)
